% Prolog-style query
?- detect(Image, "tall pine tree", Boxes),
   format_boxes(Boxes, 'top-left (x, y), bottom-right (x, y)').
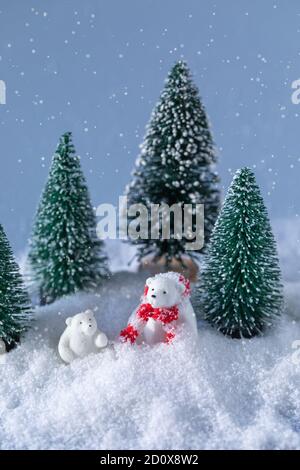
top-left (0, 224), bottom-right (31, 348)
top-left (29, 132), bottom-right (109, 305)
top-left (198, 167), bottom-right (283, 338)
top-left (126, 61), bottom-right (220, 264)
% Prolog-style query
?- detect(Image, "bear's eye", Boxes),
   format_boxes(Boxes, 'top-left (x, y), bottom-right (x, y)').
top-left (80, 321), bottom-right (83, 324)
top-left (152, 288), bottom-right (154, 291)
top-left (163, 291), bottom-right (167, 294)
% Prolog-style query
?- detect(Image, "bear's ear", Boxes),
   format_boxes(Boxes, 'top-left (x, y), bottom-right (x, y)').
top-left (177, 282), bottom-right (186, 295)
top-left (65, 317), bottom-right (72, 326)
top-left (178, 274), bottom-right (191, 297)
top-left (85, 309), bottom-right (94, 316)
top-left (142, 277), bottom-right (153, 297)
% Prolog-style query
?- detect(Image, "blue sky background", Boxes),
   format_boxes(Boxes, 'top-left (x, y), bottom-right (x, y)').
top-left (0, 0), bottom-right (299, 252)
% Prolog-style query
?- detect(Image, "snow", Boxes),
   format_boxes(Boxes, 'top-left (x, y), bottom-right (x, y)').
top-left (1, 232), bottom-right (300, 450)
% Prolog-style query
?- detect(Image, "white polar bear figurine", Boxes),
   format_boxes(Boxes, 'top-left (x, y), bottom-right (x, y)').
top-left (120, 272), bottom-right (198, 345)
top-left (58, 310), bottom-right (108, 363)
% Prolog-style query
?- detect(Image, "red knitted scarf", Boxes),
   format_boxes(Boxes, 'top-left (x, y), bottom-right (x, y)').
top-left (120, 304), bottom-right (179, 344)
top-left (137, 303), bottom-right (179, 324)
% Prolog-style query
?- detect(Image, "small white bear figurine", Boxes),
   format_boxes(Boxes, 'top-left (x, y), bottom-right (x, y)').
top-left (58, 309), bottom-right (108, 364)
top-left (120, 272), bottom-right (198, 346)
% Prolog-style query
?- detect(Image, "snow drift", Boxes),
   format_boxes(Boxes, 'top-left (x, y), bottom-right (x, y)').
top-left (1, 265), bottom-right (300, 450)
top-left (2, 221), bottom-right (300, 450)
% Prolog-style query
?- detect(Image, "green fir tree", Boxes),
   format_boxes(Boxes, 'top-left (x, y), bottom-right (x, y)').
top-left (29, 132), bottom-right (109, 305)
top-left (199, 167), bottom-right (283, 338)
top-left (0, 224), bottom-right (31, 348)
top-left (126, 61), bottom-right (220, 264)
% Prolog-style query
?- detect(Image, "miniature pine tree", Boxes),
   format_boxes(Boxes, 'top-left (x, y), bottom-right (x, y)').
top-left (199, 167), bottom-right (283, 338)
top-left (29, 132), bottom-right (109, 305)
top-left (126, 60), bottom-right (220, 264)
top-left (0, 224), bottom-right (31, 348)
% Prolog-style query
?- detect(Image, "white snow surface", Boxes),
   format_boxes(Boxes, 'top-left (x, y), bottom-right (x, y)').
top-left (1, 232), bottom-right (300, 450)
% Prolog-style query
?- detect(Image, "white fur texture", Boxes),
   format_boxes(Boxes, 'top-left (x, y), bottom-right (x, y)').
top-left (58, 310), bottom-right (108, 363)
top-left (128, 272), bottom-right (198, 345)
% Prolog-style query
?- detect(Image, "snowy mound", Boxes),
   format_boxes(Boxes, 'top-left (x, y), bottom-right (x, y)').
top-left (1, 268), bottom-right (300, 450)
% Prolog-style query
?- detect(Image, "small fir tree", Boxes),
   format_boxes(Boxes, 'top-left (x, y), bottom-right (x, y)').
top-left (0, 224), bottom-right (31, 347)
top-left (199, 167), bottom-right (283, 338)
top-left (126, 61), bottom-right (220, 264)
top-left (29, 132), bottom-right (109, 305)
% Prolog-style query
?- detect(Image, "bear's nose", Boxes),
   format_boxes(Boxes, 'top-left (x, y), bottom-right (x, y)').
top-left (151, 294), bottom-right (156, 298)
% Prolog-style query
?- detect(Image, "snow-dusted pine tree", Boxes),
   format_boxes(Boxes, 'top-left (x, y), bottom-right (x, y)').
top-left (198, 167), bottom-right (283, 338)
top-left (125, 61), bottom-right (220, 264)
top-left (29, 132), bottom-right (109, 305)
top-left (0, 224), bottom-right (31, 348)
